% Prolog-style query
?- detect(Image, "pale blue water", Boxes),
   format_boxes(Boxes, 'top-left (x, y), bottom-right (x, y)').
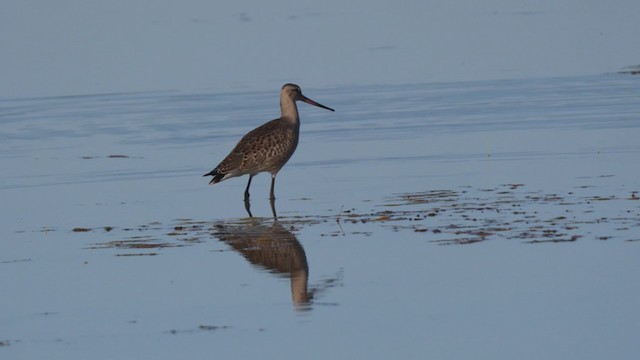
top-left (1, 74), bottom-right (639, 359)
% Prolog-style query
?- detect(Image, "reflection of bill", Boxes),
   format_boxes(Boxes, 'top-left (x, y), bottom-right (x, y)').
top-left (213, 219), bottom-right (312, 310)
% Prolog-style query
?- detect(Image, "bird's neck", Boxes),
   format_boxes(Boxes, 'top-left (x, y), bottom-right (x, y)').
top-left (280, 97), bottom-right (300, 124)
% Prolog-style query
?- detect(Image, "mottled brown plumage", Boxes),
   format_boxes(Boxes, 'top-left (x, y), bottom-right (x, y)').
top-left (204, 83), bottom-right (334, 201)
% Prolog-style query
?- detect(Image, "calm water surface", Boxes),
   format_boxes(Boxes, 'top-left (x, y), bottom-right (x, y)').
top-left (1, 75), bottom-right (639, 359)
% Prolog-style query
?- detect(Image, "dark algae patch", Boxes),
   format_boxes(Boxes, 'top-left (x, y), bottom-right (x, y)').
top-left (68, 183), bottom-right (639, 253)
top-left (167, 325), bottom-right (232, 335)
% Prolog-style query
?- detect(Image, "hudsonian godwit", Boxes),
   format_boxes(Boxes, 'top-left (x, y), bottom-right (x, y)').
top-left (204, 83), bottom-right (334, 203)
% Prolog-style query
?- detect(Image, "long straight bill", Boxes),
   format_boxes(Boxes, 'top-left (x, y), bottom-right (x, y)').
top-left (301, 96), bottom-right (335, 111)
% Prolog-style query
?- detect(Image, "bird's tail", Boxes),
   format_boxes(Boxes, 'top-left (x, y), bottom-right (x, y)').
top-left (203, 169), bottom-right (225, 185)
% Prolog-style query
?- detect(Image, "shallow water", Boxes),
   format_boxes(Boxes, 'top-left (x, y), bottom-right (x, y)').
top-left (1, 75), bottom-right (639, 359)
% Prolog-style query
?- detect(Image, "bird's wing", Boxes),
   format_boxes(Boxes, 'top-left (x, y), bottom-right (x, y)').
top-left (215, 150), bottom-right (244, 175)
top-left (216, 119), bottom-right (281, 174)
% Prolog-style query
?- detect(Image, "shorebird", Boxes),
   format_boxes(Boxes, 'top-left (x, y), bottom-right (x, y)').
top-left (203, 83), bottom-right (334, 203)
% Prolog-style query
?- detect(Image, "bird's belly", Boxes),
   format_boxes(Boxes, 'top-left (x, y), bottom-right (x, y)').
top-left (261, 148), bottom-right (295, 174)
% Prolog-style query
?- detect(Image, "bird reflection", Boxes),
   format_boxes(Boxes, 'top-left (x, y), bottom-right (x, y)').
top-left (212, 217), bottom-right (311, 310)
top-left (244, 197), bottom-right (277, 218)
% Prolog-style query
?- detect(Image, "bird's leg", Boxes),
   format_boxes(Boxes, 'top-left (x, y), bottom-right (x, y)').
top-left (269, 174), bottom-right (276, 200)
top-left (244, 175), bottom-right (253, 201)
top-left (269, 196), bottom-right (277, 219)
top-left (244, 196), bottom-right (253, 218)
